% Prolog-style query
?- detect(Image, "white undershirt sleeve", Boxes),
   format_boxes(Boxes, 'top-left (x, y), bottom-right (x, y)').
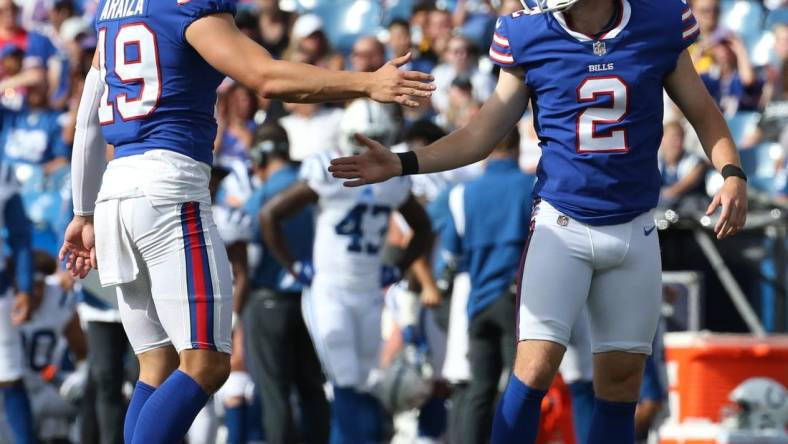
top-left (72, 67), bottom-right (108, 216)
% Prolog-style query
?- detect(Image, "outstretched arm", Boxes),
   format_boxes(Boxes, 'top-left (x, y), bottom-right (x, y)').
top-left (186, 14), bottom-right (434, 107)
top-left (329, 67), bottom-right (529, 186)
top-left (665, 50), bottom-right (747, 239)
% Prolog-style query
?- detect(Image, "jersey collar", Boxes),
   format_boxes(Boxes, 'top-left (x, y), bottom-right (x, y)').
top-left (553, 0), bottom-right (631, 42)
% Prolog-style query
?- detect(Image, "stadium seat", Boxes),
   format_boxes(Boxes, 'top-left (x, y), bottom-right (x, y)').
top-left (311, 1), bottom-right (385, 54)
top-left (725, 111), bottom-right (760, 146)
top-left (750, 30), bottom-right (775, 67)
top-left (384, 0), bottom-right (415, 23)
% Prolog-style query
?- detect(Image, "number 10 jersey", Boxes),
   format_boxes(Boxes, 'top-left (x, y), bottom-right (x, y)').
top-left (490, 0), bottom-right (699, 225)
top-left (94, 0), bottom-right (236, 166)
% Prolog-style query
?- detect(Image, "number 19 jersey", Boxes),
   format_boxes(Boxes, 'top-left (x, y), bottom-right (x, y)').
top-left (95, 0), bottom-right (236, 165)
top-left (490, 0), bottom-right (699, 225)
top-left (300, 152), bottom-right (411, 294)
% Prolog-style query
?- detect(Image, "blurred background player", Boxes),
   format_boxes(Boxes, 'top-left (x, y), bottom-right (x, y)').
top-left (243, 123), bottom-right (329, 444)
top-left (18, 251), bottom-right (87, 444)
top-left (260, 99), bottom-right (433, 443)
top-left (0, 171), bottom-right (35, 444)
top-left (440, 128), bottom-right (534, 443)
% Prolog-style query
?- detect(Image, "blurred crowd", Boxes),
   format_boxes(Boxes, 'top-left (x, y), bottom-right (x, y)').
top-left (0, 0), bottom-right (785, 443)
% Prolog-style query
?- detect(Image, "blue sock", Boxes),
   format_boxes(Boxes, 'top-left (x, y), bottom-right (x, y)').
top-left (587, 398), bottom-right (637, 444)
top-left (490, 375), bottom-right (547, 444)
top-left (2, 384), bottom-right (36, 444)
top-left (568, 380), bottom-right (594, 444)
top-left (331, 387), bottom-right (382, 444)
top-left (246, 395), bottom-right (265, 441)
top-left (124, 381), bottom-right (156, 444)
top-left (131, 370), bottom-right (210, 444)
top-left (225, 404), bottom-right (246, 444)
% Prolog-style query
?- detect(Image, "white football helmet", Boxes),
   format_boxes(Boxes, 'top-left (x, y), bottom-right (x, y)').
top-left (370, 346), bottom-right (432, 413)
top-left (338, 99), bottom-right (399, 156)
top-left (519, 0), bottom-right (582, 14)
top-left (722, 378), bottom-right (788, 432)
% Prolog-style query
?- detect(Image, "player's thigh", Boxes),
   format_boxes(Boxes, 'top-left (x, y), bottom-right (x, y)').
top-left (115, 267), bottom-right (171, 355)
top-left (0, 294), bottom-right (23, 382)
top-left (301, 286), bottom-right (359, 387)
top-left (517, 207), bottom-right (594, 347)
top-left (587, 216), bottom-right (662, 355)
top-left (135, 200), bottom-right (233, 354)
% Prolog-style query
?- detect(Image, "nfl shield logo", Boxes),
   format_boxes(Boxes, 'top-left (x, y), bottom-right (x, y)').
top-left (593, 41), bottom-right (607, 56)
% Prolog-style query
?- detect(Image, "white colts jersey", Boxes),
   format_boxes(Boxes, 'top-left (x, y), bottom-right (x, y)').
top-left (19, 276), bottom-right (76, 374)
top-left (300, 152), bottom-right (411, 294)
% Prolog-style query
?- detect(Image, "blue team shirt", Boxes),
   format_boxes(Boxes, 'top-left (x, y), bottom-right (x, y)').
top-left (443, 159), bottom-right (535, 319)
top-left (490, 0), bottom-right (699, 225)
top-left (1, 192), bottom-right (33, 296)
top-left (0, 107), bottom-right (69, 166)
top-left (95, 0), bottom-right (237, 165)
top-left (244, 165), bottom-right (314, 292)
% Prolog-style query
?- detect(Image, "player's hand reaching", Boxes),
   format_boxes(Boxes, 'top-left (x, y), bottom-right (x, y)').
top-left (59, 215), bottom-right (96, 279)
top-left (369, 53), bottom-right (435, 108)
top-left (706, 177), bottom-right (748, 240)
top-left (329, 134), bottom-right (402, 187)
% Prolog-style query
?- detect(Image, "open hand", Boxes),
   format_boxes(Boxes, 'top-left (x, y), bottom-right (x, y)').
top-left (59, 216), bottom-right (96, 279)
top-left (329, 134), bottom-right (401, 187)
top-left (369, 53), bottom-right (435, 108)
top-left (706, 177), bottom-right (748, 239)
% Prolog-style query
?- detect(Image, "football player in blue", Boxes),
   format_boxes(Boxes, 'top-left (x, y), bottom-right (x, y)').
top-left (57, 1), bottom-right (435, 444)
top-left (328, 0), bottom-right (749, 443)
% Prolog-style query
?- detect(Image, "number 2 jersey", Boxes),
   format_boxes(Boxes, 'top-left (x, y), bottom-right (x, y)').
top-left (300, 152), bottom-right (411, 294)
top-left (489, 0), bottom-right (699, 225)
top-left (95, 0), bottom-right (236, 165)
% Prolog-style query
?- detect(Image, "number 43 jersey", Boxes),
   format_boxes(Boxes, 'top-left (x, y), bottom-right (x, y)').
top-left (94, 0), bottom-right (236, 165)
top-left (300, 152), bottom-right (411, 294)
top-left (490, 0), bottom-right (699, 225)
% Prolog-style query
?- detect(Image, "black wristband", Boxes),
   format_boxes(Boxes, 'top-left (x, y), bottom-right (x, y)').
top-left (721, 164), bottom-right (747, 182)
top-left (397, 151), bottom-right (419, 176)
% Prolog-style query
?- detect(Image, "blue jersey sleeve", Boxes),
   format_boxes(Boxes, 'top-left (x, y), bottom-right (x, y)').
top-left (4, 194), bottom-right (33, 294)
top-left (675, 1), bottom-right (699, 54)
top-left (177, 0), bottom-right (237, 39)
top-left (489, 16), bottom-right (517, 68)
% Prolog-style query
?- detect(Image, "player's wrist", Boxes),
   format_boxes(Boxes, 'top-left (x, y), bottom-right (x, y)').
top-left (396, 151), bottom-right (419, 176)
top-left (721, 164), bottom-right (747, 183)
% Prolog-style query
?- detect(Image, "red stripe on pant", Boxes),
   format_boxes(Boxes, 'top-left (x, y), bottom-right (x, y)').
top-left (184, 202), bottom-right (211, 348)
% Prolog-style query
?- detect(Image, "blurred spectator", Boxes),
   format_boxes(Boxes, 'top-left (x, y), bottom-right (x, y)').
top-left (451, 0), bottom-right (496, 52)
top-left (658, 122), bottom-right (707, 207)
top-left (700, 31), bottom-right (761, 116)
top-left (215, 82), bottom-right (258, 163)
top-left (432, 35), bottom-right (494, 114)
top-left (425, 8), bottom-right (453, 62)
top-left (286, 13), bottom-right (343, 71)
top-left (0, 0), bottom-right (27, 51)
top-left (0, 44), bottom-right (25, 110)
top-left (0, 0), bottom-right (77, 106)
top-left (387, 19), bottom-right (435, 73)
top-left (743, 58), bottom-right (788, 148)
top-left (279, 102), bottom-right (343, 161)
top-left (689, 0), bottom-right (726, 74)
top-left (257, 5), bottom-right (291, 59)
top-left (437, 75), bottom-right (481, 131)
top-left (350, 36), bottom-right (386, 73)
top-left (0, 79), bottom-right (69, 176)
top-left (763, 23), bottom-right (788, 106)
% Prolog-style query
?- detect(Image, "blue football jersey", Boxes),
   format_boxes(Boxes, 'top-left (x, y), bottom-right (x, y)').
top-left (95, 0), bottom-right (237, 165)
top-left (490, 0), bottom-right (699, 225)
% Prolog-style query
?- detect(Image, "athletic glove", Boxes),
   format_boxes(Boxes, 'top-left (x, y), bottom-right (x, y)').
top-left (292, 260), bottom-right (315, 286)
top-left (380, 265), bottom-right (402, 288)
